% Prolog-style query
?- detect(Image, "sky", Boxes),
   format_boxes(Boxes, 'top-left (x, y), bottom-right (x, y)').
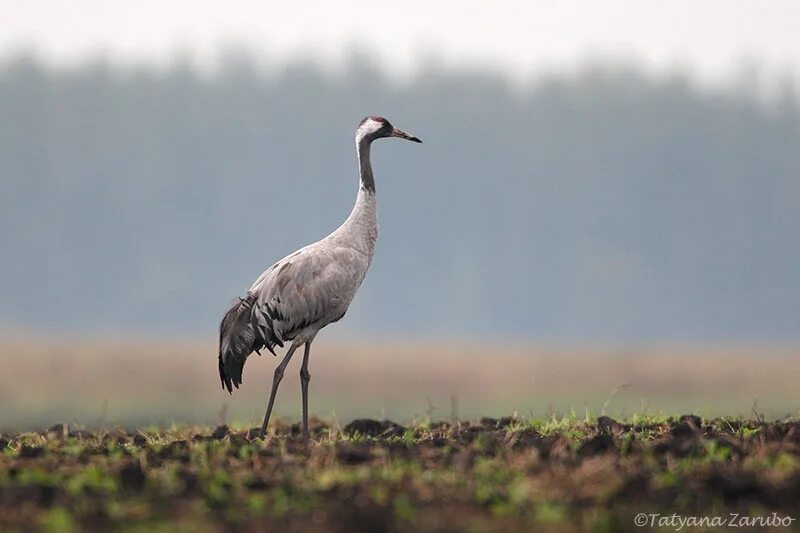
top-left (1, 0), bottom-right (798, 90)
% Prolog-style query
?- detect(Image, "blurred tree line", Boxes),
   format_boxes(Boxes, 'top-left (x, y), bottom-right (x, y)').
top-left (0, 51), bottom-right (798, 340)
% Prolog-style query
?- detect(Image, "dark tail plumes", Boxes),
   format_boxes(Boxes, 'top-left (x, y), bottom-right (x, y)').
top-left (217, 293), bottom-right (259, 393)
top-left (219, 293), bottom-right (257, 392)
top-left (219, 291), bottom-right (283, 393)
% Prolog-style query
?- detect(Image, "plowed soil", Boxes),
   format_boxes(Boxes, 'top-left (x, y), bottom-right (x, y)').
top-left (2, 416), bottom-right (799, 531)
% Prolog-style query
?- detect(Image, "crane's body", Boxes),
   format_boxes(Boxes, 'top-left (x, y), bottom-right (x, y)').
top-left (218, 116), bottom-right (421, 441)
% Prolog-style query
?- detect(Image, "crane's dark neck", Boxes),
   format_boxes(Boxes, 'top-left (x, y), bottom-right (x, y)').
top-left (356, 136), bottom-right (375, 193)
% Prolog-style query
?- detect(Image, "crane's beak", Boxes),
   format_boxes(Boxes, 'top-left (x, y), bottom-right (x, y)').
top-left (391, 128), bottom-right (422, 143)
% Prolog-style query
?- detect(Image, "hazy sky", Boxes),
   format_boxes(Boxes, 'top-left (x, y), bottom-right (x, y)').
top-left (1, 0), bottom-right (797, 87)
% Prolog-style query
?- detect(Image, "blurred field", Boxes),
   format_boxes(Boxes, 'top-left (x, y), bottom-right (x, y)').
top-left (2, 416), bottom-right (800, 531)
top-left (1, 336), bottom-right (798, 430)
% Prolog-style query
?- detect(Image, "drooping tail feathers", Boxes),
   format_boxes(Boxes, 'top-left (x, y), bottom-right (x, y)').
top-left (218, 292), bottom-right (281, 393)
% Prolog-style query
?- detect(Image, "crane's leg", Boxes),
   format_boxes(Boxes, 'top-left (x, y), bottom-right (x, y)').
top-left (259, 343), bottom-right (299, 438)
top-left (299, 340), bottom-right (312, 444)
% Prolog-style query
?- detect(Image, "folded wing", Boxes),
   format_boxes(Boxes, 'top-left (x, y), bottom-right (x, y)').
top-left (218, 244), bottom-right (366, 392)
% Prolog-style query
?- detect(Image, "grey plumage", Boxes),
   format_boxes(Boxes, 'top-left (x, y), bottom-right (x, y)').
top-left (217, 115), bottom-right (421, 440)
top-left (219, 243), bottom-right (370, 392)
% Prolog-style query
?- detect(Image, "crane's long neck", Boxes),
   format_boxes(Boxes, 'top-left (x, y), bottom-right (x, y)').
top-left (357, 136), bottom-right (375, 194)
top-left (336, 135), bottom-right (378, 255)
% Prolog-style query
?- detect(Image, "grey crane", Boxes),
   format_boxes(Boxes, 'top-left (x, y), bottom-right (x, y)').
top-left (218, 116), bottom-right (421, 441)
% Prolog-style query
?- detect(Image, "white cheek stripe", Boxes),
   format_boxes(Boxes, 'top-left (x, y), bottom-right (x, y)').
top-left (355, 119), bottom-right (382, 143)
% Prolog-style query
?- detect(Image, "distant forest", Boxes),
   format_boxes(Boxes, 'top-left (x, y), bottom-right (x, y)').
top-left (1, 51), bottom-right (798, 340)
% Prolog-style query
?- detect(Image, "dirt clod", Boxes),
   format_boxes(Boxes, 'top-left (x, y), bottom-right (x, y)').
top-left (343, 419), bottom-right (404, 438)
top-left (597, 415), bottom-right (628, 434)
top-left (577, 432), bottom-right (615, 457)
top-left (211, 425), bottom-right (229, 439)
top-left (18, 445), bottom-right (44, 458)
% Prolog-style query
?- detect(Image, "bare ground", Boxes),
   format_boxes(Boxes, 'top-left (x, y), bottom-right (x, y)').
top-left (2, 415), bottom-right (800, 532)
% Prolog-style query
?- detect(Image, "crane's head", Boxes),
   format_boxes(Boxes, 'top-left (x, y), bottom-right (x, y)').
top-left (356, 116), bottom-right (422, 144)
